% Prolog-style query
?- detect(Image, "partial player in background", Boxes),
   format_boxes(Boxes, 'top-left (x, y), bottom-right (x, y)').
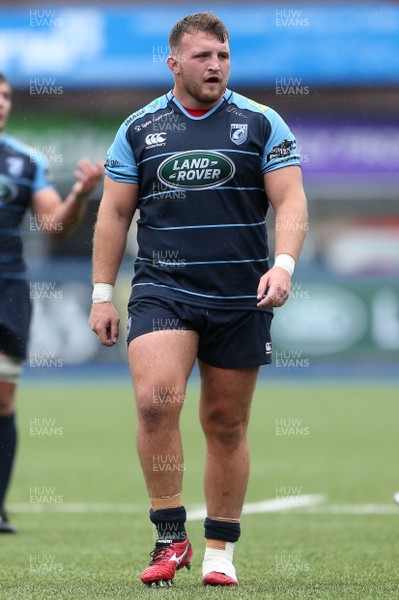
top-left (0, 73), bottom-right (103, 533)
top-left (90, 12), bottom-right (307, 588)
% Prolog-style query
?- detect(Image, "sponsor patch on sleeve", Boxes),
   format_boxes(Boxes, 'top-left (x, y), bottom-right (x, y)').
top-left (267, 139), bottom-right (295, 162)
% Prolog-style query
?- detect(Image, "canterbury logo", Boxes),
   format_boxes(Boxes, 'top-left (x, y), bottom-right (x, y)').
top-left (145, 133), bottom-right (167, 145)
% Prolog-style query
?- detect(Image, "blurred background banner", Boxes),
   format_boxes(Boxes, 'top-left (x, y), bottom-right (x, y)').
top-left (297, 121), bottom-right (399, 200)
top-left (1, 1), bottom-right (398, 372)
top-left (2, 4), bottom-right (399, 87)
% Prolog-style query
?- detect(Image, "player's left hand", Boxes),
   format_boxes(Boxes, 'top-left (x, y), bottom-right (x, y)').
top-left (256, 266), bottom-right (291, 308)
top-left (71, 158), bottom-right (104, 198)
top-left (89, 302), bottom-right (120, 347)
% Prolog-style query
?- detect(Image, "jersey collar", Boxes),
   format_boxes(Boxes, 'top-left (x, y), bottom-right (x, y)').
top-left (167, 89), bottom-right (232, 120)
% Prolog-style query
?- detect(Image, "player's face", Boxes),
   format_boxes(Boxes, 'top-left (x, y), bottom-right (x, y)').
top-left (169, 31), bottom-right (230, 107)
top-left (0, 82), bottom-right (12, 132)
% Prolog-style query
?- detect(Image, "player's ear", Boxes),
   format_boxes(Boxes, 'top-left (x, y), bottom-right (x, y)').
top-left (167, 55), bottom-right (180, 75)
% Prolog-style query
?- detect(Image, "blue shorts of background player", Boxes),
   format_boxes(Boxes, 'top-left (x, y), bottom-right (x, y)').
top-left (0, 280), bottom-right (32, 361)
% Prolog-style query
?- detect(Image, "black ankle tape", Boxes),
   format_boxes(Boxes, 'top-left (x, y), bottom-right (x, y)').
top-left (150, 506), bottom-right (187, 541)
top-left (150, 506), bottom-right (186, 525)
top-left (204, 517), bottom-right (241, 542)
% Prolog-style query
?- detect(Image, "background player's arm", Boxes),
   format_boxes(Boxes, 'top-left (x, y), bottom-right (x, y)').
top-left (89, 176), bottom-right (139, 346)
top-left (257, 165), bottom-right (308, 308)
top-left (32, 158), bottom-right (103, 238)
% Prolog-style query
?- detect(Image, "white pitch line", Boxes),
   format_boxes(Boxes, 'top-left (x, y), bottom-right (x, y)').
top-left (297, 504), bottom-right (399, 515)
top-left (188, 494), bottom-right (327, 520)
top-left (8, 503), bottom-right (142, 514)
top-left (9, 495), bottom-right (326, 516)
top-left (244, 495), bottom-right (327, 515)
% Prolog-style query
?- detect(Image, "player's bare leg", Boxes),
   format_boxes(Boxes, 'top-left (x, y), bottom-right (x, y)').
top-left (0, 379), bottom-right (18, 533)
top-left (198, 360), bottom-right (259, 585)
top-left (128, 330), bottom-right (198, 586)
top-left (0, 381), bottom-right (16, 415)
top-left (129, 330), bottom-right (198, 497)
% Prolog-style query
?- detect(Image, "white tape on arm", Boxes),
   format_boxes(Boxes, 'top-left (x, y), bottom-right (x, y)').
top-left (92, 283), bottom-right (114, 304)
top-left (0, 354), bottom-right (23, 384)
top-left (274, 254), bottom-right (296, 276)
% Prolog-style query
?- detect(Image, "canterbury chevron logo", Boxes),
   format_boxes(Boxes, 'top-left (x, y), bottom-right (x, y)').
top-left (145, 133), bottom-right (167, 147)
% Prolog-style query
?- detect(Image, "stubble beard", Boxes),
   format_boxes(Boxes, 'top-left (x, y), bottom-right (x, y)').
top-left (180, 71), bottom-right (226, 107)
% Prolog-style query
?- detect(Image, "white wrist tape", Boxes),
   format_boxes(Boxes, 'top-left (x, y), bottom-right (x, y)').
top-left (274, 254), bottom-right (296, 276)
top-left (92, 283), bottom-right (114, 304)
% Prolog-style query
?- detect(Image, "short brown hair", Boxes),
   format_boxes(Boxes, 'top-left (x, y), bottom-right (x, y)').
top-left (169, 12), bottom-right (229, 52)
top-left (0, 73), bottom-right (9, 85)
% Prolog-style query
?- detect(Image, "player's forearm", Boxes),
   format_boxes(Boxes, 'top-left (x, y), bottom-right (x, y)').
top-left (91, 178), bottom-right (138, 285)
top-left (273, 194), bottom-right (308, 262)
top-left (49, 193), bottom-right (87, 236)
top-left (32, 160), bottom-right (103, 239)
top-left (92, 212), bottom-right (129, 285)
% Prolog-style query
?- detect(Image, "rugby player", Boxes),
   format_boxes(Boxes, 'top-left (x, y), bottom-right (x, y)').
top-left (0, 73), bottom-right (103, 533)
top-left (90, 12), bottom-right (308, 587)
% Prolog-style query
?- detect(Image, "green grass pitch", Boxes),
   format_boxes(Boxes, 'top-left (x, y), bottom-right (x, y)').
top-left (2, 381), bottom-right (399, 599)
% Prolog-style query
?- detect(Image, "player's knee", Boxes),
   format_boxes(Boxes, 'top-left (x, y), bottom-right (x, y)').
top-left (202, 412), bottom-right (247, 450)
top-left (136, 402), bottom-right (165, 432)
top-left (136, 382), bottom-right (185, 430)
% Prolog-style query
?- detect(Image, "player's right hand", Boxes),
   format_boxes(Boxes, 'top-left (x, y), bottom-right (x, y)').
top-left (89, 302), bottom-right (120, 347)
top-left (72, 158), bottom-right (104, 198)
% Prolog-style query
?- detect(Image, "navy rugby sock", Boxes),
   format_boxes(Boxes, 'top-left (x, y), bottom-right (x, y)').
top-left (204, 517), bottom-right (241, 542)
top-left (0, 413), bottom-right (17, 511)
top-left (150, 506), bottom-right (187, 542)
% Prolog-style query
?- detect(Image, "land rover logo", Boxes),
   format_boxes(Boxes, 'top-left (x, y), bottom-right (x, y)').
top-left (157, 151), bottom-right (235, 190)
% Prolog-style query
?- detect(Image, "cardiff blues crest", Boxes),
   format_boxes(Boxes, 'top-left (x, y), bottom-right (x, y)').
top-left (6, 156), bottom-right (24, 177)
top-left (230, 124), bottom-right (248, 145)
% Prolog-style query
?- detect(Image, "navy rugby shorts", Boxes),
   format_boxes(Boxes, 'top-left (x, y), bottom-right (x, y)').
top-left (0, 279), bottom-right (32, 359)
top-left (127, 295), bottom-right (273, 369)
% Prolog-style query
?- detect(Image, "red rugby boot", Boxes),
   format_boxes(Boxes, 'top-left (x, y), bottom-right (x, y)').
top-left (141, 538), bottom-right (193, 587)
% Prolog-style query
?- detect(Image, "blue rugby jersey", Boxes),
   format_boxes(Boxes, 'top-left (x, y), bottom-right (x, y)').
top-left (105, 89), bottom-right (301, 310)
top-left (0, 135), bottom-right (52, 279)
